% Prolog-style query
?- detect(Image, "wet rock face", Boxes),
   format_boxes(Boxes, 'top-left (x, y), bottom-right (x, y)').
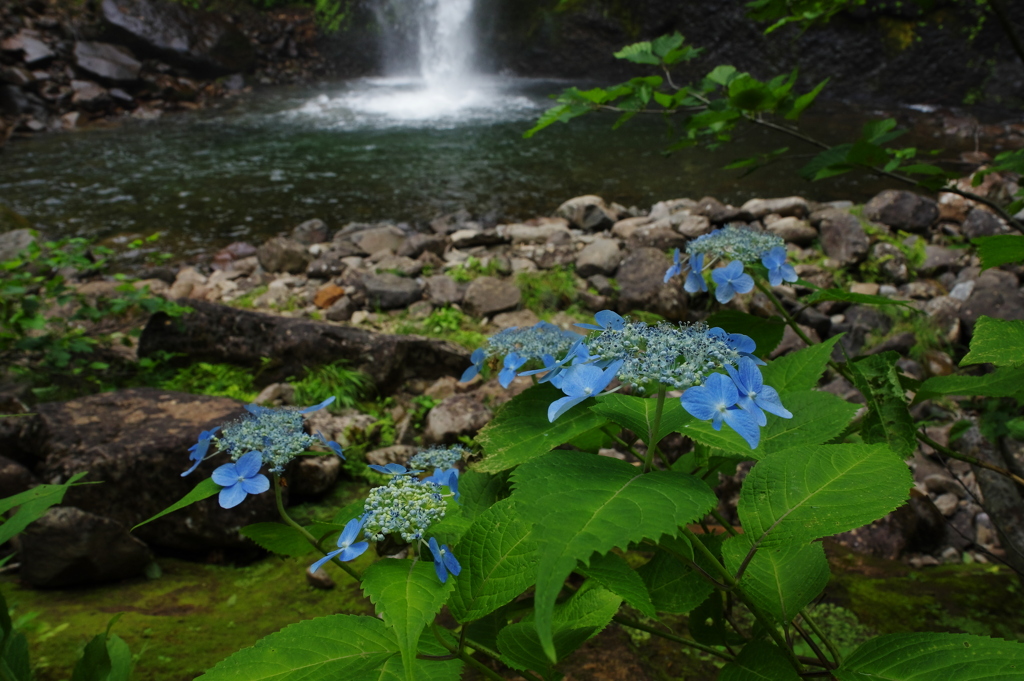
top-left (100, 0), bottom-right (255, 77)
top-left (73, 41), bottom-right (142, 83)
top-left (818, 210), bottom-right (869, 266)
top-left (863, 190), bottom-right (939, 233)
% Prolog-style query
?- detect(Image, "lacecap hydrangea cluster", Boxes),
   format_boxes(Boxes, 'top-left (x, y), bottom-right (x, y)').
top-left (664, 225), bottom-right (798, 304)
top-left (459, 310), bottom-right (791, 449)
top-left (462, 321), bottom-right (580, 388)
top-left (182, 397), bottom-right (344, 509)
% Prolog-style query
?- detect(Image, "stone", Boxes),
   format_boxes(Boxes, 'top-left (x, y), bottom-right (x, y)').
top-left (832, 494), bottom-right (945, 560)
top-left (291, 218), bottom-right (329, 245)
top-left (397, 233), bottom-right (446, 259)
top-left (922, 349), bottom-right (956, 377)
top-left (325, 296), bottom-right (354, 321)
top-left (424, 394), bottom-right (492, 444)
top-left (611, 216), bottom-right (652, 240)
top-left (425, 274), bottom-right (463, 305)
top-left (628, 223), bottom-right (687, 251)
top-left (924, 473), bottom-right (964, 498)
top-left (0, 65), bottom-right (34, 87)
top-left (492, 309), bottom-right (540, 330)
top-left (365, 444), bottom-right (418, 467)
top-left (503, 222), bottom-right (571, 244)
top-left (693, 196), bottom-right (750, 223)
top-left (70, 80), bottom-right (112, 108)
top-left (919, 245), bottom-right (966, 276)
top-left (0, 455), bottom-right (36, 499)
top-left (101, 0), bottom-right (255, 77)
top-left (0, 228), bottom-right (36, 263)
top-left (850, 282), bottom-right (880, 296)
top-left (866, 332), bottom-right (916, 356)
top-left (350, 225), bottom-right (406, 255)
top-left (870, 242), bottom-right (910, 284)
top-left (740, 196), bottom-right (809, 219)
top-left (862, 189), bottom-right (939, 232)
top-left (408, 300), bottom-right (433, 319)
top-left (616, 248), bottom-right (686, 320)
top-left (288, 454), bottom-right (341, 497)
top-left (253, 382), bottom-right (295, 407)
top-left (313, 283), bottom-right (346, 309)
top-left (257, 236), bottom-right (312, 274)
top-left (306, 566), bottom-right (335, 589)
top-left (374, 255), bottom-right (422, 277)
top-left (1, 31), bottom-right (54, 65)
top-left (962, 208), bottom-right (1003, 239)
top-left (818, 210), bottom-right (869, 265)
top-left (674, 214), bottom-right (713, 238)
top-left (306, 254), bottom-right (345, 278)
top-left (575, 238), bottom-right (621, 278)
top-left (168, 266), bottom-right (206, 299)
top-left (555, 195), bottom-right (616, 232)
top-left (588, 274), bottom-right (616, 297)
top-left (463, 276), bottom-right (521, 317)
top-left (766, 216), bottom-right (817, 245)
top-left (958, 270), bottom-right (1024, 334)
top-left (19, 507), bottom-right (153, 587)
top-left (933, 492), bottom-right (960, 516)
top-left (975, 512), bottom-right (999, 548)
top-left (73, 42), bottom-right (142, 83)
top-left (363, 272), bottom-right (423, 309)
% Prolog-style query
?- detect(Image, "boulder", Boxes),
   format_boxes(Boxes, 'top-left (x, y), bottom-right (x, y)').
top-left (73, 42), bottom-right (142, 83)
top-left (0, 65), bottom-right (33, 88)
top-left (616, 247), bottom-right (686, 320)
top-left (463, 276), bottom-right (521, 317)
top-left (19, 507), bottom-right (153, 587)
top-left (627, 223), bottom-right (687, 251)
top-left (363, 272), bottom-right (422, 309)
top-left (674, 214), bottom-right (713, 238)
top-left (287, 454), bottom-right (341, 497)
top-left (575, 238), bottom-right (621, 278)
top-left (958, 269), bottom-right (1024, 334)
top-left (0, 228), bottom-right (36, 263)
top-left (0, 455), bottom-right (36, 499)
top-left (818, 210), bottom-right (869, 265)
top-left (349, 225), bottom-right (406, 255)
top-left (740, 196), bottom-right (809, 219)
top-left (503, 222), bottom-right (571, 244)
top-left (71, 80), bottom-right (112, 109)
top-left (100, 0), bottom-right (255, 77)
top-left (555, 195), bottom-right (616, 232)
top-left (766, 216), bottom-right (817, 245)
top-left (324, 296), bottom-right (354, 322)
top-left (862, 189), bottom-right (939, 232)
top-left (257, 236), bottom-right (311, 274)
top-left (919, 245), bottom-right (966, 276)
top-left (961, 208), bottom-right (1003, 239)
top-left (397, 233), bottom-right (446, 259)
top-left (831, 494), bottom-right (945, 560)
top-left (290, 218), bottom-right (329, 245)
top-left (424, 394), bottom-right (492, 444)
top-left (425, 274), bottom-right (463, 305)
top-left (313, 283), bottom-right (346, 309)
top-left (692, 197), bottom-right (751, 223)
top-left (1, 31), bottom-right (54, 65)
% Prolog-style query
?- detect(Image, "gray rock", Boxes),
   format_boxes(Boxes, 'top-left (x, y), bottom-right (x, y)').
top-left (740, 196), bottom-right (809, 219)
top-left (450, 229), bottom-right (508, 248)
top-left (919, 245), bottom-right (966, 276)
top-left (766, 216), bottom-right (817, 245)
top-left (575, 238), bottom-right (622, 278)
top-left (288, 454), bottom-right (341, 497)
top-left (862, 189), bottom-right (939, 232)
top-left (588, 274), bottom-right (616, 297)
top-left (555, 195), bottom-right (616, 232)
top-left (870, 242), bottom-right (910, 284)
top-left (693, 196), bottom-right (751, 223)
top-left (258, 236), bottom-right (312, 274)
top-left (0, 455), bottom-right (36, 499)
top-left (424, 394), bottom-right (492, 444)
top-left (463, 276), bottom-right (521, 317)
top-left (374, 255), bottom-right (423, 277)
top-left (628, 223), bottom-right (687, 251)
top-left (962, 208), bottom-right (1003, 239)
top-left (291, 218), bottom-right (329, 245)
top-left (350, 225), bottom-right (406, 255)
top-left (306, 254), bottom-right (346, 278)
top-left (1, 31), bottom-right (54, 65)
top-left (959, 269), bottom-right (1024, 334)
top-left (365, 445), bottom-right (418, 467)
top-left (616, 247), bottom-right (686, 320)
top-left (363, 272), bottom-right (423, 309)
top-left (0, 228), bottom-right (36, 263)
top-left (73, 42), bottom-right (142, 83)
top-left (425, 274), bottom-right (463, 305)
top-left (924, 473), bottom-right (964, 498)
top-left (818, 210), bottom-right (869, 265)
top-left (19, 507), bottom-right (153, 588)
top-left (503, 222), bottom-right (571, 244)
top-left (674, 214), bottom-right (713, 238)
top-left (397, 233), bottom-right (446, 259)
top-left (325, 296), bottom-right (354, 321)
top-left (70, 80), bottom-right (112, 109)
top-left (0, 65), bottom-right (35, 87)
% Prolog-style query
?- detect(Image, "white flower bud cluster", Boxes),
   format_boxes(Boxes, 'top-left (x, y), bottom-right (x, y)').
top-left (686, 225), bottom-right (784, 264)
top-left (362, 476), bottom-right (446, 542)
top-left (409, 445), bottom-right (467, 471)
top-left (217, 407), bottom-right (317, 474)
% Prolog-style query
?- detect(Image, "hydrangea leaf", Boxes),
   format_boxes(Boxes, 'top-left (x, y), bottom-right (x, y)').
top-left (360, 560), bottom-right (455, 681)
top-left (372, 632), bottom-right (461, 681)
top-left (802, 288), bottom-right (916, 309)
top-left (720, 640), bottom-right (801, 681)
top-left (849, 353), bottom-right (917, 459)
top-left (835, 632), bottom-right (1024, 680)
top-left (129, 478), bottom-right (219, 531)
top-left (474, 384), bottom-right (609, 473)
top-left (0, 471), bottom-right (89, 545)
top-left (636, 535), bottom-right (715, 615)
top-left (497, 586), bottom-right (622, 674)
top-left (1, 590), bottom-right (31, 681)
top-left (960, 316), bottom-right (1024, 367)
top-left (972, 235), bottom-right (1024, 271)
top-left (240, 523), bottom-right (315, 558)
top-left (759, 335), bottom-right (842, 394)
top-left (591, 393), bottom-right (687, 446)
top-left (914, 366), bottom-right (1024, 403)
top-left (425, 501), bottom-right (473, 548)
top-left (511, 451), bottom-right (717, 662)
top-left (706, 310), bottom-right (786, 359)
top-left (197, 614), bottom-right (402, 681)
top-left (739, 444), bottom-right (911, 549)
top-left (721, 535), bottom-right (829, 625)
top-left (457, 470), bottom-right (512, 522)
top-left (577, 550), bottom-right (656, 618)
top-left (448, 499), bottom-right (537, 623)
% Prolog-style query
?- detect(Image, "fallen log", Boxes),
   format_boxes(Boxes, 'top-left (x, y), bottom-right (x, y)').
top-left (138, 300), bottom-right (471, 393)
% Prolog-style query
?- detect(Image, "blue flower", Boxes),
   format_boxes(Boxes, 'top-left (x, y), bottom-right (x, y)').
top-left (499, 352), bottom-right (528, 388)
top-left (211, 451), bottom-right (271, 509)
top-left (685, 253), bottom-right (708, 294)
top-left (299, 396), bottom-right (336, 414)
top-left (424, 468), bottom-right (460, 501)
top-left (575, 310), bottom-right (626, 332)
top-left (708, 327), bottom-right (765, 366)
top-left (315, 431), bottom-right (345, 459)
top-left (182, 427), bottom-right (219, 477)
top-left (725, 358), bottom-right (793, 426)
top-left (309, 518), bottom-right (369, 573)
top-left (428, 537), bottom-right (461, 583)
top-left (664, 248), bottom-right (683, 283)
top-left (711, 260), bottom-right (754, 303)
top-left (461, 347), bottom-right (487, 383)
top-left (367, 463), bottom-right (422, 476)
top-left (761, 246), bottom-right (798, 287)
top-left (680, 373), bottom-right (760, 449)
top-left (547, 359), bottom-right (624, 422)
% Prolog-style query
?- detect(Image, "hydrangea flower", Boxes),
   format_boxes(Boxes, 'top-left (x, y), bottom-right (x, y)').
top-left (424, 467), bottom-right (460, 501)
top-left (309, 518), bottom-right (369, 573)
top-left (548, 359), bottom-right (624, 422)
top-left (499, 352), bottom-right (528, 388)
top-left (367, 463), bottom-right (422, 476)
top-left (725, 358), bottom-right (792, 426)
top-left (461, 348), bottom-right (487, 382)
top-left (708, 327), bottom-right (765, 366)
top-left (211, 451), bottom-right (270, 509)
top-left (664, 249), bottom-right (683, 284)
top-left (216, 397), bottom-right (339, 474)
top-left (182, 427), bottom-right (219, 477)
top-left (685, 253), bottom-right (708, 294)
top-left (686, 225), bottom-right (785, 264)
top-left (575, 309), bottom-right (626, 332)
top-left (315, 431), bottom-right (345, 459)
top-left (711, 260), bottom-right (755, 304)
top-left (428, 537), bottom-right (461, 583)
top-left (461, 322), bottom-right (578, 385)
top-left (362, 476), bottom-right (446, 542)
top-left (408, 445), bottom-right (467, 471)
top-left (680, 373), bottom-right (761, 449)
top-left (761, 246), bottom-right (798, 287)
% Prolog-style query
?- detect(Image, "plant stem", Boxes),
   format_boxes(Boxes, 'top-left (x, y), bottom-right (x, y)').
top-left (646, 388), bottom-right (668, 472)
top-left (612, 615), bottom-right (735, 661)
top-left (710, 508), bottom-right (740, 537)
top-left (918, 430), bottom-right (1024, 487)
top-left (433, 625), bottom-right (540, 681)
top-left (272, 475), bottom-right (361, 582)
top-left (799, 608), bottom-right (842, 668)
top-left (754, 279), bottom-right (816, 349)
top-left (602, 426), bottom-right (647, 462)
top-left (791, 618), bottom-right (832, 670)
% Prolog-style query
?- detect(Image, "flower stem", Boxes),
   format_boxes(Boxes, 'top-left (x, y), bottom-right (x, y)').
top-left (798, 608), bottom-right (842, 668)
top-left (272, 475), bottom-right (361, 582)
top-left (431, 623), bottom-right (526, 681)
top-left (612, 615), bottom-right (734, 662)
top-left (646, 387), bottom-right (668, 473)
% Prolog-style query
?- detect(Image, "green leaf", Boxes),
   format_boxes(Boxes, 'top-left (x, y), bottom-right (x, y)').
top-left (457, 470), bottom-right (511, 522)
top-left (739, 444), bottom-right (912, 549)
top-left (511, 451), bottom-right (717, 661)
top-left (849, 353), bottom-right (917, 459)
top-left (835, 632), bottom-right (1024, 680)
top-left (802, 288), bottom-right (917, 309)
top-left (785, 78), bottom-right (829, 120)
top-left (637, 535), bottom-right (715, 615)
top-left (914, 366), bottom-right (1024, 403)
top-left (613, 41), bottom-right (660, 65)
top-left (448, 499), bottom-right (537, 623)
top-left (361, 559), bottom-right (455, 681)
top-left (590, 393), bottom-right (685, 446)
top-left (720, 640), bottom-right (801, 680)
top-left (240, 523), bottom-right (315, 558)
top-left (0, 591), bottom-right (31, 681)
top-left (577, 550), bottom-right (656, 618)
top-left (760, 335), bottom-right (842, 393)
top-left (105, 635), bottom-right (132, 681)
top-left (71, 631), bottom-right (113, 681)
top-left (706, 310), bottom-right (786, 359)
top-left (651, 32), bottom-right (684, 58)
top-left (800, 144), bottom-right (853, 181)
top-left (707, 65), bottom-right (738, 86)
top-left (497, 586), bottom-right (621, 673)
top-left (132, 478), bottom-right (220, 531)
top-left (474, 383), bottom-right (609, 473)
top-left (862, 118), bottom-right (900, 144)
top-left (722, 536), bottom-right (829, 624)
top-left (973, 235), bottom-right (1024, 270)
top-left (961, 316), bottom-right (1024, 367)
top-left (0, 472), bottom-right (90, 546)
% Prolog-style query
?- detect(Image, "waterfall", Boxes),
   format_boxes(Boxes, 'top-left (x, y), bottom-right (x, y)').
top-left (373, 0), bottom-right (477, 84)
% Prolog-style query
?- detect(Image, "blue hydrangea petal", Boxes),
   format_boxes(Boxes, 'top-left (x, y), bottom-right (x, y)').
top-left (211, 462), bottom-right (240, 487)
top-left (310, 549), bottom-right (344, 574)
top-left (680, 386), bottom-right (719, 421)
top-left (338, 517), bottom-right (363, 547)
top-left (753, 385), bottom-right (793, 419)
top-left (218, 483), bottom-right (247, 509)
top-left (460, 364), bottom-right (480, 383)
top-left (368, 463), bottom-right (413, 475)
top-left (547, 395), bottom-right (589, 422)
top-left (299, 396), bottom-right (336, 414)
top-left (722, 407), bottom-right (761, 449)
top-left (715, 280), bottom-right (737, 303)
top-left (442, 547), bottom-right (461, 576)
top-left (235, 451), bottom-right (264, 478)
top-left (337, 542), bottom-right (369, 562)
top-left (240, 474), bottom-right (270, 495)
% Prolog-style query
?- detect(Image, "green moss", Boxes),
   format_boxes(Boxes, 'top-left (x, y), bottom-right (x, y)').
top-left (517, 265), bottom-right (580, 312)
top-left (392, 307), bottom-right (488, 350)
top-left (229, 285), bottom-right (267, 310)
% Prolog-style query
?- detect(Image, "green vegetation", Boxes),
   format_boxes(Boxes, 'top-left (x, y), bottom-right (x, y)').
top-left (516, 265), bottom-right (580, 311)
top-left (290, 361), bottom-right (375, 411)
top-left (445, 256), bottom-right (502, 284)
top-left (393, 307), bottom-right (488, 350)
